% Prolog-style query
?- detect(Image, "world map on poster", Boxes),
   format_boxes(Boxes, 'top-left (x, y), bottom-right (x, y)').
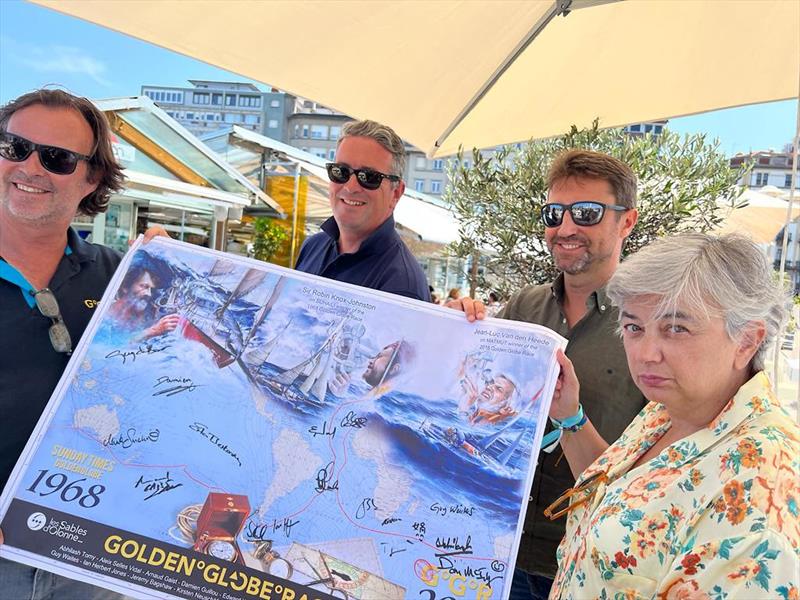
top-left (0, 237), bottom-right (566, 600)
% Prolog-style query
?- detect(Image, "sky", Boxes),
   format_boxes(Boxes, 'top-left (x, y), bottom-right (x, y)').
top-left (1, 0), bottom-right (797, 157)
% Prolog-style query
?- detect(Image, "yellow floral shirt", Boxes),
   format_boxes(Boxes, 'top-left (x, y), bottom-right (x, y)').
top-left (550, 372), bottom-right (800, 600)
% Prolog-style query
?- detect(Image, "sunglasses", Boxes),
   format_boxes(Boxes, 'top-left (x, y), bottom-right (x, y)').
top-left (541, 201), bottom-right (629, 228)
top-left (0, 132), bottom-right (92, 176)
top-left (326, 162), bottom-right (400, 191)
top-left (544, 470), bottom-right (608, 520)
top-left (33, 288), bottom-right (73, 355)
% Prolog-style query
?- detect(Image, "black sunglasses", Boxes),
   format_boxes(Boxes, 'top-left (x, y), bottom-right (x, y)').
top-left (32, 288), bottom-right (72, 355)
top-left (541, 201), bottom-right (629, 228)
top-left (0, 132), bottom-right (92, 176)
top-left (326, 162), bottom-right (400, 191)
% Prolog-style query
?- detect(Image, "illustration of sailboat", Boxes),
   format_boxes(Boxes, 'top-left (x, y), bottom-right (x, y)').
top-left (179, 263), bottom-right (279, 369)
top-left (264, 320), bottom-right (346, 406)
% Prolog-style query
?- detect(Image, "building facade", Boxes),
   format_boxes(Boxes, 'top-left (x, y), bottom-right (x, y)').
top-left (141, 80), bottom-right (294, 140)
top-left (730, 146), bottom-right (800, 190)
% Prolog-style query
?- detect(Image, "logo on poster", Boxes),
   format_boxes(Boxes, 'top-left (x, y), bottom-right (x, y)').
top-left (27, 512), bottom-right (47, 531)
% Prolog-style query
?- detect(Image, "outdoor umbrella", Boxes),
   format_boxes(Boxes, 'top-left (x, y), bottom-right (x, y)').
top-left (30, 0), bottom-right (798, 157)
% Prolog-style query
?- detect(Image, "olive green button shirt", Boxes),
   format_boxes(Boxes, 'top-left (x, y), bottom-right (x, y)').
top-left (498, 273), bottom-right (647, 578)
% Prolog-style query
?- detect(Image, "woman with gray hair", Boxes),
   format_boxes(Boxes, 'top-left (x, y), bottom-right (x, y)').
top-left (544, 233), bottom-right (799, 599)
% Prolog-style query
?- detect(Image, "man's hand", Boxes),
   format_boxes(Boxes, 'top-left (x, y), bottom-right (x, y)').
top-left (143, 314), bottom-right (180, 339)
top-left (328, 370), bottom-right (352, 396)
top-left (551, 349), bottom-right (580, 420)
top-left (445, 297), bottom-right (486, 322)
top-left (129, 226), bottom-right (171, 246)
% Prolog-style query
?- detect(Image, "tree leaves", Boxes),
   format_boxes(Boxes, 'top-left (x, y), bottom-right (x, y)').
top-left (443, 125), bottom-right (746, 296)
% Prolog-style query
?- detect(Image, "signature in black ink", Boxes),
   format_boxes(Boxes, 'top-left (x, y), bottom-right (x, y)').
top-left (189, 422), bottom-right (242, 466)
top-left (245, 517), bottom-right (299, 541)
top-left (381, 517), bottom-right (401, 526)
top-left (315, 461), bottom-right (339, 493)
top-left (103, 427), bottom-right (160, 449)
top-left (308, 421), bottom-right (336, 438)
top-left (435, 535), bottom-right (473, 554)
top-left (134, 471), bottom-right (183, 500)
top-left (105, 343), bottom-right (169, 365)
top-left (340, 411), bottom-right (367, 429)
top-left (355, 497), bottom-right (378, 520)
top-left (153, 375), bottom-right (200, 397)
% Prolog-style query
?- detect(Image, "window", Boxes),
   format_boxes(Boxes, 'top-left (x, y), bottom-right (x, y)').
top-left (206, 114), bottom-right (215, 121)
top-left (653, 125), bottom-right (663, 134)
top-left (311, 125), bottom-right (328, 139)
top-left (644, 124), bottom-right (653, 133)
top-left (302, 125), bottom-right (309, 138)
top-left (223, 113), bottom-right (237, 123)
top-left (193, 93), bottom-right (210, 105)
top-left (268, 119), bottom-right (278, 129)
top-left (414, 179), bottom-right (425, 192)
top-left (329, 126), bottom-right (341, 140)
top-left (212, 93), bottom-right (222, 105)
top-left (186, 112), bottom-right (195, 120)
top-left (270, 100), bottom-right (280, 108)
top-left (462, 159), bottom-right (470, 169)
top-left (226, 95), bottom-right (237, 106)
top-left (415, 156), bottom-right (426, 169)
top-left (755, 172), bottom-right (770, 186)
top-left (786, 174), bottom-right (793, 188)
top-left (432, 159), bottom-right (444, 172)
top-left (328, 149), bottom-right (336, 160)
top-left (628, 124), bottom-right (641, 132)
top-left (239, 95), bottom-right (261, 108)
top-left (244, 114), bottom-right (260, 125)
top-left (311, 148), bottom-right (327, 159)
top-left (430, 180), bottom-right (442, 194)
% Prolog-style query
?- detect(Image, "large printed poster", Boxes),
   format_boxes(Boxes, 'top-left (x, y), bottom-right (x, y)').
top-left (0, 237), bottom-right (566, 600)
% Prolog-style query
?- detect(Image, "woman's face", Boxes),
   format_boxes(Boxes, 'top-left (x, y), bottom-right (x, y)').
top-left (620, 296), bottom-right (758, 420)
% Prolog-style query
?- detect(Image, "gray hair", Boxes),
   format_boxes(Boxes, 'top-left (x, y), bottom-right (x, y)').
top-left (339, 119), bottom-right (406, 179)
top-left (606, 232), bottom-right (789, 372)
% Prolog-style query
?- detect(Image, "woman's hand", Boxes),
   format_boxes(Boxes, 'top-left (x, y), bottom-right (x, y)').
top-left (551, 349), bottom-right (580, 420)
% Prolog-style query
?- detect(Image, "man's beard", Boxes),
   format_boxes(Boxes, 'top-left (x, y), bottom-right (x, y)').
top-left (130, 296), bottom-right (151, 315)
top-left (549, 235), bottom-right (593, 275)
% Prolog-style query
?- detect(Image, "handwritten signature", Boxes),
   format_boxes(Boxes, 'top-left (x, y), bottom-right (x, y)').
top-left (134, 471), bottom-right (183, 501)
top-left (308, 421), bottom-right (336, 438)
top-left (245, 517), bottom-right (299, 541)
top-left (103, 427), bottom-right (160, 449)
top-left (315, 461), bottom-right (339, 494)
top-left (340, 411), bottom-right (367, 429)
top-left (153, 375), bottom-right (200, 397)
top-left (106, 343), bottom-right (169, 365)
top-left (189, 422), bottom-right (242, 467)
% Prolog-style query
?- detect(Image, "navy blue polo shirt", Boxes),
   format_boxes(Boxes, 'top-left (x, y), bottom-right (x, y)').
top-left (0, 228), bottom-right (122, 489)
top-left (295, 215), bottom-right (431, 302)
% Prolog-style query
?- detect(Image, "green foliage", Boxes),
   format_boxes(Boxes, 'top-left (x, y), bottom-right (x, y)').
top-left (252, 217), bottom-right (289, 263)
top-left (443, 121), bottom-right (747, 296)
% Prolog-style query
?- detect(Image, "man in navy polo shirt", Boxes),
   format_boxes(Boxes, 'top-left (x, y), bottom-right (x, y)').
top-left (295, 119), bottom-right (430, 302)
top-left (0, 89), bottom-right (126, 599)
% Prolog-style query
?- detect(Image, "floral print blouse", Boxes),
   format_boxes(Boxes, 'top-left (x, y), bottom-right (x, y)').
top-left (550, 372), bottom-right (800, 599)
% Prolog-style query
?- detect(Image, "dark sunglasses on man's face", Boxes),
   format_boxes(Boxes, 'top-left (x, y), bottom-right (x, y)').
top-left (541, 201), bottom-right (629, 228)
top-left (0, 132), bottom-right (92, 176)
top-left (33, 288), bottom-right (72, 355)
top-left (326, 162), bottom-right (400, 191)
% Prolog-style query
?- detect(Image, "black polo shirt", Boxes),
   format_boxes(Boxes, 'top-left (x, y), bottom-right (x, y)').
top-left (295, 215), bottom-right (431, 302)
top-left (0, 228), bottom-right (121, 490)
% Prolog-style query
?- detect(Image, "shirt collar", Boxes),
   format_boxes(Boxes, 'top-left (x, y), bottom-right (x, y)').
top-left (320, 215), bottom-right (398, 257)
top-left (549, 272), bottom-right (610, 312)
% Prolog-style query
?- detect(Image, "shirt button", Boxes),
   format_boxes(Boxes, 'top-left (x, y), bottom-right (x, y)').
top-left (562, 318), bottom-right (567, 324)
top-left (600, 305), bottom-right (606, 311)
top-left (529, 496), bottom-right (533, 502)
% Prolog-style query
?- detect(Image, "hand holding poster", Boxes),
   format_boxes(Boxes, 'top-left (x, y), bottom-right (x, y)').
top-left (0, 237), bottom-right (566, 600)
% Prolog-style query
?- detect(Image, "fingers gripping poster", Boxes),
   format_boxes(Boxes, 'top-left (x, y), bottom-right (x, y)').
top-left (0, 237), bottom-right (566, 600)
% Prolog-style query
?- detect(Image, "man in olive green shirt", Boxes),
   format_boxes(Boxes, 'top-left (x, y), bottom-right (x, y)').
top-left (452, 149), bottom-right (647, 599)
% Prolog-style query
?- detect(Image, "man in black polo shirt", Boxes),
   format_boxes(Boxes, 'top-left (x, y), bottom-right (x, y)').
top-left (295, 119), bottom-right (430, 302)
top-left (0, 89), bottom-right (126, 599)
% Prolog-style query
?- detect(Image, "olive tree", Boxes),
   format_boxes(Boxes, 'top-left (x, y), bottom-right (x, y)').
top-left (444, 122), bottom-right (746, 297)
